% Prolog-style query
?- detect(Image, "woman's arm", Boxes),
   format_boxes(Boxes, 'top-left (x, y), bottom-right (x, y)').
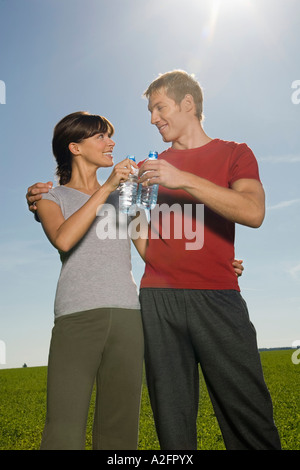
top-left (129, 210), bottom-right (149, 262)
top-left (36, 185), bottom-right (112, 252)
top-left (36, 160), bottom-right (133, 252)
top-left (131, 237), bottom-right (147, 262)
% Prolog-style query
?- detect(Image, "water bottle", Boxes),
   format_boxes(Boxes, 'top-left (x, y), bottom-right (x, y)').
top-left (137, 151), bottom-right (159, 210)
top-left (119, 155), bottom-right (139, 214)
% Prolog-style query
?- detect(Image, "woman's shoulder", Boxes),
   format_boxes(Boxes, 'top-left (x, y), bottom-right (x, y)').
top-left (41, 185), bottom-right (66, 204)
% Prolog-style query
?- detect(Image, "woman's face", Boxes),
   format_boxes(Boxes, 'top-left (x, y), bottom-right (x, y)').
top-left (76, 131), bottom-right (115, 168)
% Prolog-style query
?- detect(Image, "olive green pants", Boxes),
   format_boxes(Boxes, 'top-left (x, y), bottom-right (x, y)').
top-left (40, 307), bottom-right (144, 450)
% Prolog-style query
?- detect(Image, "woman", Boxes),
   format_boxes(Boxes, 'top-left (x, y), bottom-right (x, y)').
top-left (35, 111), bottom-right (145, 450)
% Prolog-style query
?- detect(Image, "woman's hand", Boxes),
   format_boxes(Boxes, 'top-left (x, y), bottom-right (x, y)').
top-left (104, 158), bottom-right (139, 191)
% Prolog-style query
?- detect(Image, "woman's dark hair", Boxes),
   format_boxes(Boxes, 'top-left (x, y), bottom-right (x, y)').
top-left (52, 111), bottom-right (114, 185)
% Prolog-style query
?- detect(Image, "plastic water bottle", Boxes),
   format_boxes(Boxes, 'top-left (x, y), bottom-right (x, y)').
top-left (119, 155), bottom-right (139, 214)
top-left (137, 151), bottom-right (159, 210)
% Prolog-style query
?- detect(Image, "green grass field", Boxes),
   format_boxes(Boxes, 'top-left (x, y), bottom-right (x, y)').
top-left (0, 349), bottom-right (299, 450)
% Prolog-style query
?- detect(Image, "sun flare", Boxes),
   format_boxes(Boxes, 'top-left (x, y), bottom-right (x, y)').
top-left (201, 0), bottom-right (254, 42)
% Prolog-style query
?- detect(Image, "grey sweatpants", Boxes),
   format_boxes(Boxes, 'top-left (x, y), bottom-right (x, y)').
top-left (140, 288), bottom-right (281, 450)
top-left (40, 307), bottom-right (144, 450)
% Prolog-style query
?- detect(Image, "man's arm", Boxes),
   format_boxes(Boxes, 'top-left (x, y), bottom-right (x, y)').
top-left (138, 159), bottom-right (265, 228)
top-left (182, 174), bottom-right (265, 228)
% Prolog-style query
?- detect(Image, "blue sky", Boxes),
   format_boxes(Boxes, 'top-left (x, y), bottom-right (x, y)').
top-left (0, 0), bottom-right (299, 369)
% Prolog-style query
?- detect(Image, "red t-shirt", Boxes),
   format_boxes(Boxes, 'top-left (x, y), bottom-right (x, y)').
top-left (140, 139), bottom-right (261, 291)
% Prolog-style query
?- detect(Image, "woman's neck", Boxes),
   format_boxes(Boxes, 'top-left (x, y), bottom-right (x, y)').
top-left (65, 164), bottom-right (100, 195)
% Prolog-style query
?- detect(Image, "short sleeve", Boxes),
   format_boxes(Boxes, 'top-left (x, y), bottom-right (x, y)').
top-left (229, 143), bottom-right (261, 186)
top-left (41, 188), bottom-right (62, 207)
top-left (35, 188), bottom-right (62, 222)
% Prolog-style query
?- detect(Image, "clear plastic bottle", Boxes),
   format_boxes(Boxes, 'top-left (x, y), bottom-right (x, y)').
top-left (119, 155), bottom-right (139, 214)
top-left (137, 151), bottom-right (159, 210)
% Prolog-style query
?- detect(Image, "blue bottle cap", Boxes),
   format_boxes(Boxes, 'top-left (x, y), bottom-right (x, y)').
top-left (148, 151), bottom-right (158, 159)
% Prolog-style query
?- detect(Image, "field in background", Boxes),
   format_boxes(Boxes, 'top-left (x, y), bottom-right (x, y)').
top-left (0, 349), bottom-right (299, 450)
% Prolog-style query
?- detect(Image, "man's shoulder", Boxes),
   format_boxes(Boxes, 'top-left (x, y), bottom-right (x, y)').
top-left (157, 140), bottom-right (249, 153)
top-left (215, 138), bottom-right (249, 151)
top-left (216, 139), bottom-right (256, 162)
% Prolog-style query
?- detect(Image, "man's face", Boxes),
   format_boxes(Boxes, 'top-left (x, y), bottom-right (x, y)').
top-left (148, 88), bottom-right (188, 144)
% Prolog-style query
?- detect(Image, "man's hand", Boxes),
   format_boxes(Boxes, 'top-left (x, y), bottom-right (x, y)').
top-left (233, 259), bottom-right (244, 277)
top-left (138, 159), bottom-right (184, 190)
top-left (26, 181), bottom-right (53, 213)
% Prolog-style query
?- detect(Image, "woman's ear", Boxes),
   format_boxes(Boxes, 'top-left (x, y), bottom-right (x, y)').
top-left (68, 142), bottom-right (80, 156)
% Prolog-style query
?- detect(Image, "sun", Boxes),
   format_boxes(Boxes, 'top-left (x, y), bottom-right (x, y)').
top-left (200, 0), bottom-right (254, 42)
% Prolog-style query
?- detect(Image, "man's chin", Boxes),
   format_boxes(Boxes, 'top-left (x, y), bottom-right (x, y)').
top-left (161, 134), bottom-right (171, 143)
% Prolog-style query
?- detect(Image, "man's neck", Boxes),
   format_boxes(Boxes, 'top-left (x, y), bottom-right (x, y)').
top-left (172, 123), bottom-right (212, 150)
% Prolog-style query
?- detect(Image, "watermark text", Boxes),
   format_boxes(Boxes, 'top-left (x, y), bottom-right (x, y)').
top-left (0, 80), bottom-right (6, 104)
top-left (291, 80), bottom-right (300, 104)
top-left (291, 340), bottom-right (300, 365)
top-left (0, 340), bottom-right (6, 364)
top-left (96, 203), bottom-right (204, 251)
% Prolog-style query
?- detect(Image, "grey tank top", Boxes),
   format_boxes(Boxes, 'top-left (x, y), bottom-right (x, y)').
top-left (42, 186), bottom-right (140, 318)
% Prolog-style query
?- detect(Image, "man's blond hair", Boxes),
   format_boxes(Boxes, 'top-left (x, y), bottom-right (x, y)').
top-left (143, 70), bottom-right (204, 121)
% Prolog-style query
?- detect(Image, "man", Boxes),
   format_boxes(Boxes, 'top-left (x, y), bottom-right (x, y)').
top-left (136, 70), bottom-right (281, 450)
top-left (26, 70), bottom-right (280, 450)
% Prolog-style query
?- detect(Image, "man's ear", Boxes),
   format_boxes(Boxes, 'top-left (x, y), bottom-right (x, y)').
top-left (182, 94), bottom-right (196, 113)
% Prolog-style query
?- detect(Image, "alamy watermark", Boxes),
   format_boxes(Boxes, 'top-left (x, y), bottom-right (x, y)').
top-left (0, 340), bottom-right (6, 365)
top-left (291, 340), bottom-right (300, 365)
top-left (291, 80), bottom-right (300, 104)
top-left (0, 80), bottom-right (6, 104)
top-left (96, 203), bottom-right (204, 251)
